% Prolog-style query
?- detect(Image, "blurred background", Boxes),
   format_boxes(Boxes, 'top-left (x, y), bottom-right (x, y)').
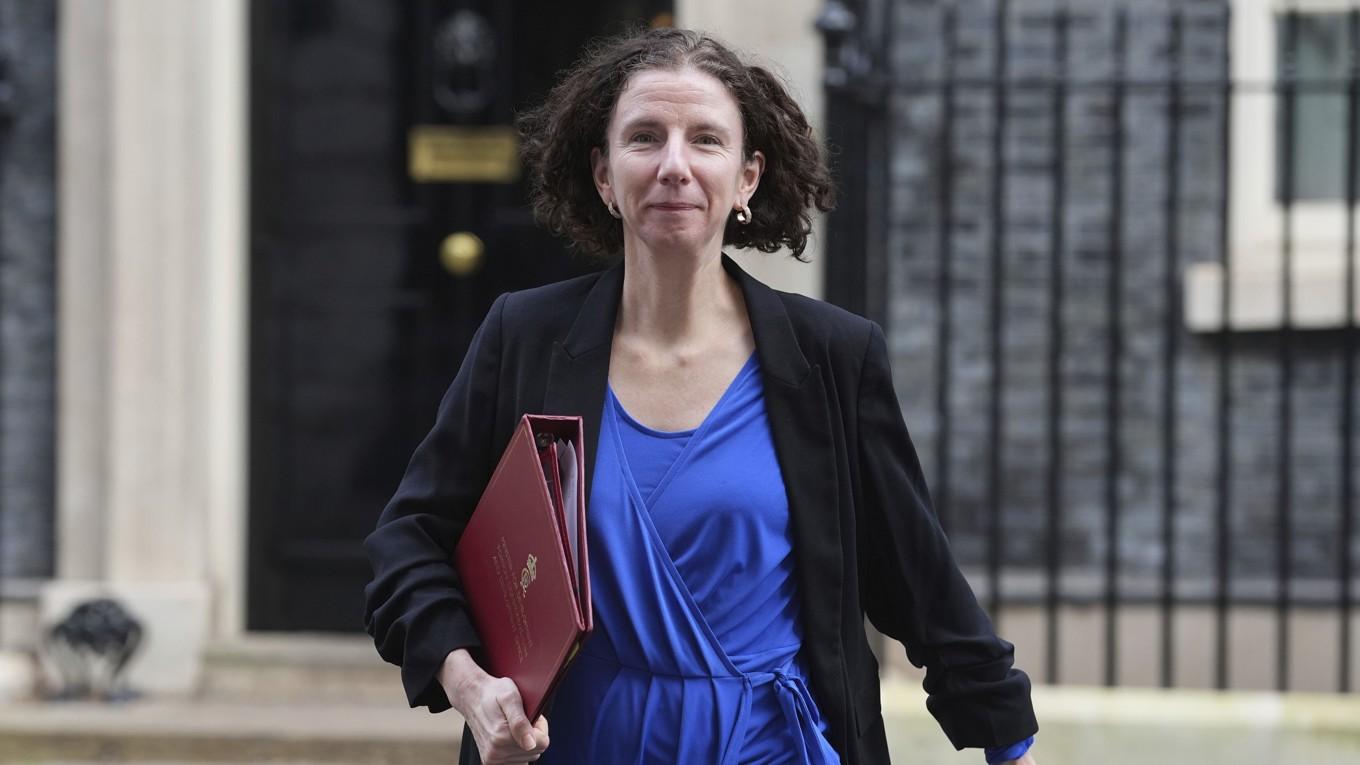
top-left (0, 0), bottom-right (1358, 762)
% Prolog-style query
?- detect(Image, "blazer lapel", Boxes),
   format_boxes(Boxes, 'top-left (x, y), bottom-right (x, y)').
top-left (541, 260), bottom-right (623, 502)
top-left (723, 255), bottom-right (847, 739)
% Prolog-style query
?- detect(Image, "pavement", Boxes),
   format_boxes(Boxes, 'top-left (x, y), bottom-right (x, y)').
top-left (0, 698), bottom-right (463, 764)
top-left (4, 648), bottom-right (1360, 764)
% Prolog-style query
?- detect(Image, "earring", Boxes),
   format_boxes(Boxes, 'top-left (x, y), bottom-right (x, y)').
top-left (608, 201), bottom-right (622, 219)
top-left (735, 204), bottom-right (751, 225)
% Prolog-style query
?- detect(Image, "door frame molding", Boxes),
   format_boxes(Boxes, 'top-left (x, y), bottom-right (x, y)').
top-left (55, 0), bottom-right (249, 655)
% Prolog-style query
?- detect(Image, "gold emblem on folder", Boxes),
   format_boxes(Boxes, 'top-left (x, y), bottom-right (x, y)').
top-left (520, 553), bottom-right (538, 594)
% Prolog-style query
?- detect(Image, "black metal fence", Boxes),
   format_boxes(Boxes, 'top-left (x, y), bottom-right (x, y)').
top-left (0, 36), bottom-right (11, 651)
top-left (823, 2), bottom-right (1357, 693)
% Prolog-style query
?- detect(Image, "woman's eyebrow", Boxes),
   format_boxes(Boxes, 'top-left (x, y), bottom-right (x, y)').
top-left (617, 117), bottom-right (732, 136)
top-left (690, 122), bottom-right (731, 136)
top-left (617, 117), bottom-right (664, 134)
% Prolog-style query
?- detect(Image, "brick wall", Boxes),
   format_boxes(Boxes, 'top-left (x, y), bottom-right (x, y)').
top-left (0, 0), bottom-right (55, 579)
top-left (884, 0), bottom-right (1357, 598)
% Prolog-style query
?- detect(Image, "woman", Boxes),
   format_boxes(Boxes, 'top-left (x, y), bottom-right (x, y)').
top-left (364, 28), bottom-right (1039, 765)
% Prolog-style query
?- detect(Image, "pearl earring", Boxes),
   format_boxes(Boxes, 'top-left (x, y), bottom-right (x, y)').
top-left (735, 204), bottom-right (751, 225)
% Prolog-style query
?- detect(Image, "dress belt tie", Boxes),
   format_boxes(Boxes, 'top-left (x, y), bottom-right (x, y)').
top-left (727, 668), bottom-right (824, 765)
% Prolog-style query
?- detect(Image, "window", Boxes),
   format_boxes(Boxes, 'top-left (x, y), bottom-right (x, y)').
top-left (1278, 11), bottom-right (1357, 203)
top-left (1184, 1), bottom-right (1360, 331)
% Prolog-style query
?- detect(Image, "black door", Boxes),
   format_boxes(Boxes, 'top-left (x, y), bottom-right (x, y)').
top-left (248, 0), bottom-right (670, 632)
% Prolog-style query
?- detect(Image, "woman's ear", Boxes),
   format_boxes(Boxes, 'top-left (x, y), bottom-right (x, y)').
top-left (591, 146), bottom-right (612, 204)
top-left (740, 149), bottom-right (765, 199)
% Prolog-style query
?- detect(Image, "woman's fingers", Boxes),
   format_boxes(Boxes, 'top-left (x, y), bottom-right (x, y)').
top-left (493, 679), bottom-right (541, 751)
top-left (530, 715), bottom-right (550, 751)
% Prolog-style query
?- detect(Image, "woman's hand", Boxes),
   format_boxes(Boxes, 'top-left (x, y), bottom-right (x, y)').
top-left (1002, 752), bottom-right (1038, 765)
top-left (438, 649), bottom-right (550, 763)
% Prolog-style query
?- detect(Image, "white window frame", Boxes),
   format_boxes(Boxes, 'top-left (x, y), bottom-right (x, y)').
top-left (1185, 0), bottom-right (1360, 331)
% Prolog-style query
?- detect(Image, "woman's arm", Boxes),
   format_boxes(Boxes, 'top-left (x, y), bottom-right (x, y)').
top-left (363, 294), bottom-right (508, 712)
top-left (853, 321), bottom-right (1039, 750)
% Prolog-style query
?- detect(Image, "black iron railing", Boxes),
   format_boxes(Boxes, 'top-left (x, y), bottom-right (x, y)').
top-left (0, 47), bottom-right (12, 651)
top-left (823, 2), bottom-right (1358, 693)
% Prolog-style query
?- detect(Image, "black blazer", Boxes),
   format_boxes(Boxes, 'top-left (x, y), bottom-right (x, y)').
top-left (363, 254), bottom-right (1038, 764)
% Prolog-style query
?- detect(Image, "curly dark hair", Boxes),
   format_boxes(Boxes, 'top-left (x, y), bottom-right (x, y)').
top-left (517, 27), bottom-right (836, 261)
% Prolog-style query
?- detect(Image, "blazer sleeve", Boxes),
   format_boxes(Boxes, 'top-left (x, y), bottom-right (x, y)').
top-left (362, 293), bottom-right (507, 713)
top-left (854, 321), bottom-right (1039, 749)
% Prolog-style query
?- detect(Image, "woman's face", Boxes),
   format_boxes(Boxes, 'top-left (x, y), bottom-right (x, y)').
top-left (592, 66), bottom-right (764, 260)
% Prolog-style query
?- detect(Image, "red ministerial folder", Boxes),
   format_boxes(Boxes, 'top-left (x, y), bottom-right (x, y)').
top-left (454, 414), bottom-right (591, 721)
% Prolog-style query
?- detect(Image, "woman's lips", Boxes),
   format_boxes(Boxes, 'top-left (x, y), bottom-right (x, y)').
top-left (650, 203), bottom-right (699, 211)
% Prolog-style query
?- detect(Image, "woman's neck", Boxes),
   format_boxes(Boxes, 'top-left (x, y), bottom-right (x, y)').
top-left (615, 247), bottom-right (744, 355)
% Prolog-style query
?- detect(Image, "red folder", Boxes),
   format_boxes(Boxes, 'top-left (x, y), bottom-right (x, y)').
top-left (454, 414), bottom-right (591, 721)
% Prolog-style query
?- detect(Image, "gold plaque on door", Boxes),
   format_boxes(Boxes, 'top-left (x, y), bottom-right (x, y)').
top-left (408, 125), bottom-right (520, 183)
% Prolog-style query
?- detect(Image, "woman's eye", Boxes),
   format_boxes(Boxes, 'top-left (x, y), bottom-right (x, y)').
top-left (631, 133), bottom-right (656, 143)
top-left (696, 135), bottom-right (721, 145)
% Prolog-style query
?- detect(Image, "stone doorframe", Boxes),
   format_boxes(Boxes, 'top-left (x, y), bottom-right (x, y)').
top-left (54, 0), bottom-right (247, 692)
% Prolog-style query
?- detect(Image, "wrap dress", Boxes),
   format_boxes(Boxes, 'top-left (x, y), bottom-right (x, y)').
top-left (543, 351), bottom-right (841, 764)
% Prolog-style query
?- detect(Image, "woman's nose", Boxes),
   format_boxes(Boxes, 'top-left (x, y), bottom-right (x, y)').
top-left (657, 140), bottom-right (691, 185)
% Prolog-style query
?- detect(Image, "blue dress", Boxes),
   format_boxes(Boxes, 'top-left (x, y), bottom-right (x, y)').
top-left (543, 352), bottom-right (840, 764)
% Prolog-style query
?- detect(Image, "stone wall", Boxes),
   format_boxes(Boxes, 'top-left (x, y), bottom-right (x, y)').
top-left (0, 0), bottom-right (56, 580)
top-left (885, 0), bottom-right (1357, 598)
